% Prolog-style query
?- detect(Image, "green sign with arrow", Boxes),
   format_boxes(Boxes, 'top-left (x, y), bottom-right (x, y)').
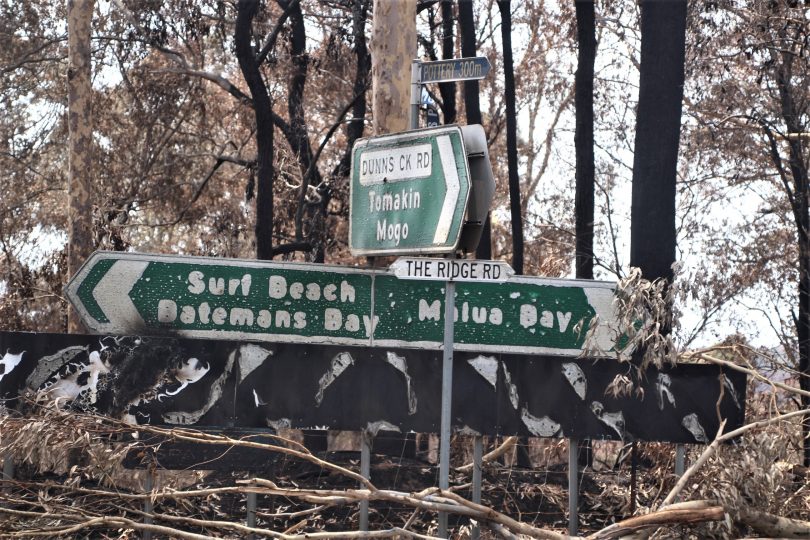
top-left (349, 125), bottom-right (471, 256)
top-left (67, 251), bottom-right (618, 356)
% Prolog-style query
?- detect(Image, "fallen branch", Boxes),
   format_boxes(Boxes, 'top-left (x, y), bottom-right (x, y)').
top-left (736, 507), bottom-right (810, 538)
top-left (458, 436), bottom-right (517, 472)
top-left (588, 501), bottom-right (725, 539)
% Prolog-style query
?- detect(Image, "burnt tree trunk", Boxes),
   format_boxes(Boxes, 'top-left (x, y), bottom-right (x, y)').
top-left (316, 0), bottom-right (371, 263)
top-left (439, 0), bottom-right (456, 125)
top-left (499, 0), bottom-right (523, 276)
top-left (458, 0), bottom-right (490, 259)
top-left (235, 0), bottom-right (275, 260)
top-left (574, 0), bottom-right (597, 469)
top-left (575, 0), bottom-right (596, 282)
top-left (498, 0), bottom-right (530, 469)
top-left (771, 42), bottom-right (810, 466)
top-left (629, 0), bottom-right (686, 285)
top-left (285, 0), bottom-right (321, 248)
top-left (628, 0), bottom-right (686, 498)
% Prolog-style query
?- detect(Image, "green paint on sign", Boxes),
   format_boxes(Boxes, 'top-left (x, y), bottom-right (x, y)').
top-left (372, 276), bottom-right (598, 353)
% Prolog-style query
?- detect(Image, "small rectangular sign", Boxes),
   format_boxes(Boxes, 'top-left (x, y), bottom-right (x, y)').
top-left (358, 143), bottom-right (432, 185)
top-left (419, 57), bottom-right (492, 83)
top-left (390, 258), bottom-right (513, 283)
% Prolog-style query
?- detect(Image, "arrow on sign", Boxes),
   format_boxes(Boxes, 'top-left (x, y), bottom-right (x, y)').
top-left (92, 260), bottom-right (148, 331)
top-left (433, 135), bottom-right (459, 244)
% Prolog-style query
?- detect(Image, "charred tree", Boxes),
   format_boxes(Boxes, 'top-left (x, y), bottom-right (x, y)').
top-left (575, 0), bottom-right (596, 282)
top-left (316, 0), bottom-right (372, 263)
top-left (458, 0), bottom-right (490, 259)
top-left (761, 30), bottom-right (810, 465)
top-left (235, 0), bottom-right (275, 260)
top-left (439, 0), bottom-right (456, 125)
top-left (498, 1), bottom-right (523, 275)
top-left (629, 0), bottom-right (686, 286)
top-left (574, 0), bottom-right (597, 469)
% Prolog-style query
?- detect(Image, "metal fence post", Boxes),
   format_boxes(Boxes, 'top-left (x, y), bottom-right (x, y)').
top-left (568, 437), bottom-right (578, 536)
top-left (359, 431), bottom-right (371, 531)
top-left (143, 468), bottom-right (154, 540)
top-left (471, 436), bottom-right (483, 540)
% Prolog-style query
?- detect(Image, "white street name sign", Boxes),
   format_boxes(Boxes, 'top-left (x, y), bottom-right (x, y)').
top-left (390, 258), bottom-right (514, 283)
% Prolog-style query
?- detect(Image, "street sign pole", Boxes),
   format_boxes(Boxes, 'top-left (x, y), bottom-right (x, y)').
top-left (437, 275), bottom-right (455, 539)
top-left (390, 257), bottom-right (513, 539)
top-left (410, 59), bottom-right (420, 130)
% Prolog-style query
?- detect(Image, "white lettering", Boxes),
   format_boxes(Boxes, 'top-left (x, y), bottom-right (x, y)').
top-left (290, 282), bottom-right (304, 300)
top-left (345, 314), bottom-right (360, 332)
top-left (419, 299), bottom-right (441, 321)
top-left (180, 305), bottom-right (195, 324)
top-left (187, 271), bottom-right (205, 294)
top-left (157, 300), bottom-right (177, 323)
top-left (340, 281), bottom-right (356, 303)
top-left (324, 308), bottom-right (342, 330)
top-left (275, 310), bottom-right (291, 328)
top-left (257, 310), bottom-right (272, 328)
top-left (209, 277), bottom-right (225, 295)
top-left (362, 315), bottom-right (379, 337)
top-left (520, 304), bottom-right (537, 328)
top-left (229, 307), bottom-right (254, 326)
top-left (212, 307), bottom-right (227, 325)
top-left (269, 276), bottom-right (286, 299)
top-left (557, 311), bottom-right (572, 333)
top-left (198, 302), bottom-right (211, 323)
top-left (306, 283), bottom-right (321, 301)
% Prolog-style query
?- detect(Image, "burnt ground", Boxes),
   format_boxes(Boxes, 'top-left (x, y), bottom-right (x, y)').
top-left (193, 447), bottom-right (670, 537)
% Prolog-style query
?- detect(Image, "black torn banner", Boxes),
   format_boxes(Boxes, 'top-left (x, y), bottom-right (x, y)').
top-left (0, 331), bottom-right (745, 444)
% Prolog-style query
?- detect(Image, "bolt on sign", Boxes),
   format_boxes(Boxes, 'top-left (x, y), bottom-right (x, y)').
top-left (67, 252), bottom-right (619, 357)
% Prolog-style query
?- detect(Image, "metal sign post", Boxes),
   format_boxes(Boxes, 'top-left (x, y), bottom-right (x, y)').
top-left (410, 57), bottom-right (491, 130)
top-left (437, 277), bottom-right (455, 538)
top-left (391, 258), bottom-right (512, 538)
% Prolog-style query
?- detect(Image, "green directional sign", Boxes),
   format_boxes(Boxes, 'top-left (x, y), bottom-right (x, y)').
top-left (349, 125), bottom-right (471, 256)
top-left (67, 252), bottom-right (375, 345)
top-left (67, 251), bottom-right (619, 357)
